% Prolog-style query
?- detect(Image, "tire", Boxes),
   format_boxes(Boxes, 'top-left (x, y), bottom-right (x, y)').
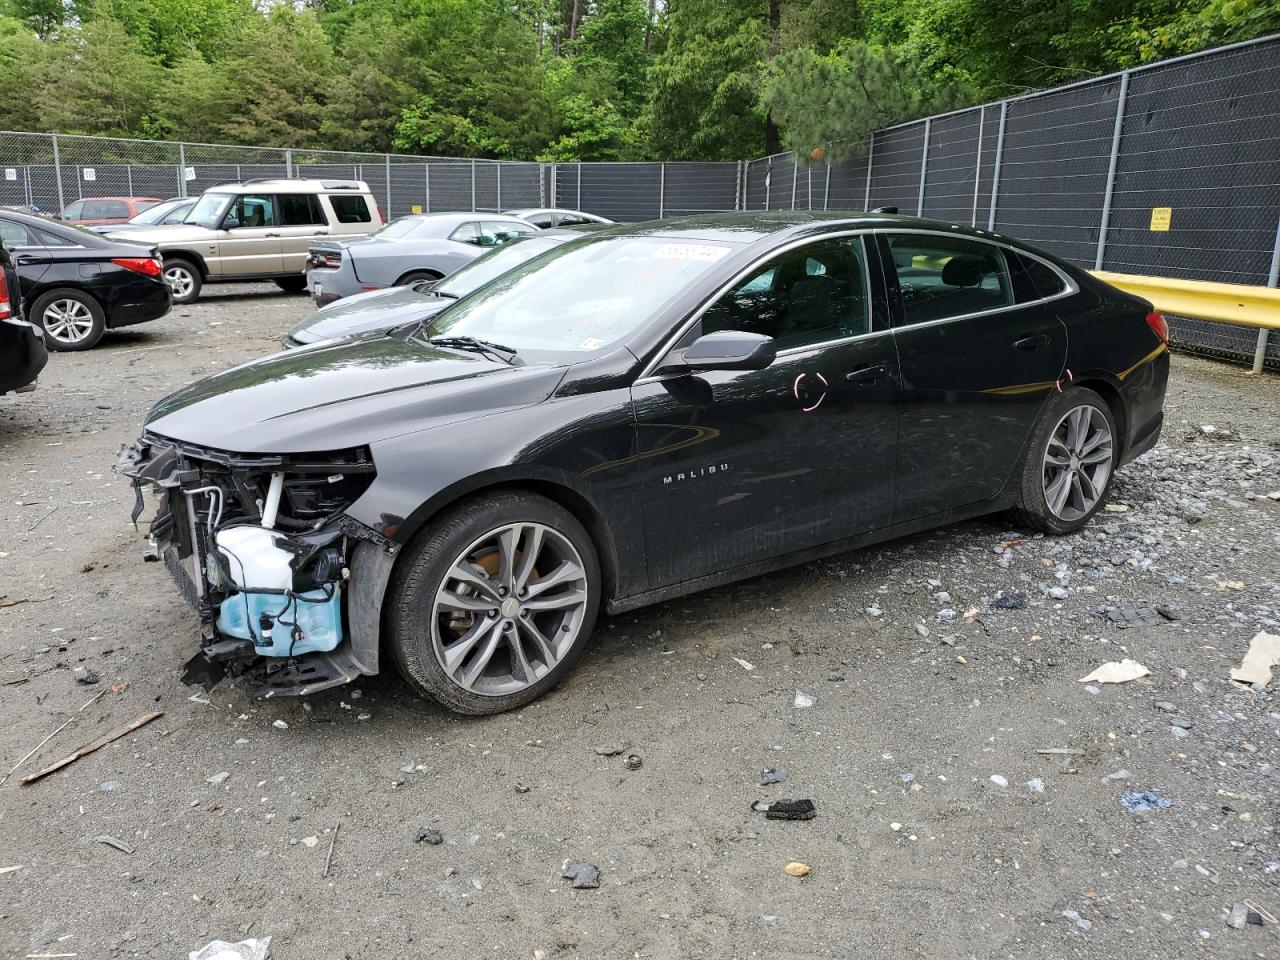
top-left (1013, 386), bottom-right (1118, 535)
top-left (387, 491), bottom-right (601, 714)
top-left (31, 288), bottom-right (106, 351)
top-left (163, 258), bottom-right (202, 304)
top-left (393, 270), bottom-right (441, 288)
top-left (274, 276), bottom-right (308, 293)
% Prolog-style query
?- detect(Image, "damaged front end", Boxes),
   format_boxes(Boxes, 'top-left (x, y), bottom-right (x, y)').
top-left (115, 434), bottom-right (395, 697)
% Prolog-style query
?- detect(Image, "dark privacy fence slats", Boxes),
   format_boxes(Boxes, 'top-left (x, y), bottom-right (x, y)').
top-left (0, 37), bottom-right (1274, 365)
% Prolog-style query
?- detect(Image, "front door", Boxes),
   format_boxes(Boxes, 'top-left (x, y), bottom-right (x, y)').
top-left (216, 193), bottom-right (283, 276)
top-left (879, 232), bottom-right (1068, 523)
top-left (630, 233), bottom-right (900, 591)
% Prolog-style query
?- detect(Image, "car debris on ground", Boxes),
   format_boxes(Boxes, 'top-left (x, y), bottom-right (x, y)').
top-left (19, 709), bottom-right (161, 786)
top-left (561, 860), bottom-right (601, 889)
top-left (189, 937), bottom-right (271, 960)
top-left (1229, 631), bottom-right (1280, 686)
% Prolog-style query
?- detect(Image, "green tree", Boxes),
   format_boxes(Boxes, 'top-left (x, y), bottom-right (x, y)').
top-left (34, 15), bottom-right (161, 136)
top-left (645, 0), bottom-right (769, 160)
top-left (761, 40), bottom-right (972, 162)
top-left (0, 14), bottom-right (46, 130)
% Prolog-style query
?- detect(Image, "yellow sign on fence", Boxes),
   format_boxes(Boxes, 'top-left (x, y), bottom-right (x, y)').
top-left (411, 204), bottom-right (423, 214)
top-left (1149, 207), bottom-right (1172, 232)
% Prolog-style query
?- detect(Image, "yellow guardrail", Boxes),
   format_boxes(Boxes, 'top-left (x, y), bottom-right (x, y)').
top-left (1090, 270), bottom-right (1280, 331)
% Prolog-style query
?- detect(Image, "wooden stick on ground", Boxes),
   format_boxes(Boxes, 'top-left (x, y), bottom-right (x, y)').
top-left (19, 711), bottom-right (163, 786)
top-left (0, 690), bottom-right (108, 787)
top-left (323, 823), bottom-right (341, 878)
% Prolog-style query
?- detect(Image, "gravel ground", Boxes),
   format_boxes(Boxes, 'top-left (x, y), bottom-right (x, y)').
top-left (2, 289), bottom-right (1279, 960)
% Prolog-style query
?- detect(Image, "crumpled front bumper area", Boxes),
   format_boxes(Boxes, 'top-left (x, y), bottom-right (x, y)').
top-left (115, 434), bottom-right (391, 697)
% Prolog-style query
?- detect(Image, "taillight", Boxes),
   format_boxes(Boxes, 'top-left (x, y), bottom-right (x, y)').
top-left (1145, 310), bottom-right (1168, 344)
top-left (0, 269), bottom-right (10, 320)
top-left (111, 257), bottom-right (163, 278)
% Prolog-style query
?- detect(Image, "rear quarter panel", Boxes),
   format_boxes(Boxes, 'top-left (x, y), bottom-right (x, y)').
top-left (1058, 274), bottom-right (1169, 461)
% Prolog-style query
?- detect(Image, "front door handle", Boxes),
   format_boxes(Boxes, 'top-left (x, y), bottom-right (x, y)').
top-left (265, 232), bottom-right (280, 238)
top-left (1014, 334), bottom-right (1051, 351)
top-left (15, 255), bottom-right (38, 264)
top-left (846, 363), bottom-right (890, 384)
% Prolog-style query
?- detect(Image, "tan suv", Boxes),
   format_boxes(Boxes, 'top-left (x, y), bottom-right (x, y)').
top-left (109, 179), bottom-right (384, 304)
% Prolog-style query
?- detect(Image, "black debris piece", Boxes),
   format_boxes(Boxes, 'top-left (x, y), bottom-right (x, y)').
top-left (561, 860), bottom-right (601, 889)
top-left (990, 593), bottom-right (1028, 610)
top-left (1104, 606), bottom-right (1164, 629)
top-left (415, 828), bottom-right (443, 845)
top-left (765, 799), bottom-right (817, 821)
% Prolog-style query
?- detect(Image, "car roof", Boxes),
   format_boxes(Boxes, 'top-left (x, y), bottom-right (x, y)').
top-left (67, 196), bottom-right (162, 203)
top-left (393, 211), bottom-right (535, 228)
top-left (588, 210), bottom-right (1034, 249)
top-left (205, 179), bottom-right (372, 194)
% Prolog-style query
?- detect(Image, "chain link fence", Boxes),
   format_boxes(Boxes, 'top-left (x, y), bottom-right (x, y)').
top-left (0, 34), bottom-right (1275, 366)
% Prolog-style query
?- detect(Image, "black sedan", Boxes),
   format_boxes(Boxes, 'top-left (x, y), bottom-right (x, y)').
top-left (0, 208), bottom-right (171, 350)
top-left (117, 212), bottom-right (1169, 714)
top-left (0, 237), bottom-right (46, 394)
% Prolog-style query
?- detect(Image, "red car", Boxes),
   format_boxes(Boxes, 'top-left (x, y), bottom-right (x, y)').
top-left (61, 197), bottom-right (163, 226)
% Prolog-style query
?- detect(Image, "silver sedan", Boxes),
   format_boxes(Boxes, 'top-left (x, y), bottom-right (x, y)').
top-left (305, 212), bottom-right (537, 306)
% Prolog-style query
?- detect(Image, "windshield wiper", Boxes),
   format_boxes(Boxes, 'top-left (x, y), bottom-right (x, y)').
top-left (427, 335), bottom-right (523, 366)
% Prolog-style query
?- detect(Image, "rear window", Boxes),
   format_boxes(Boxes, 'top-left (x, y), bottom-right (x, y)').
top-left (82, 199), bottom-right (130, 220)
top-left (0, 219), bottom-right (32, 246)
top-left (329, 194), bottom-right (372, 224)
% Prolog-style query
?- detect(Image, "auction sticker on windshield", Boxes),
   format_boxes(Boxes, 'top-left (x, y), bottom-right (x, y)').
top-left (654, 243), bottom-right (732, 261)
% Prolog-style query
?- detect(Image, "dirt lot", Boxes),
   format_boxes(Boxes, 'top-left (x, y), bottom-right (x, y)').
top-left (1, 289), bottom-right (1279, 959)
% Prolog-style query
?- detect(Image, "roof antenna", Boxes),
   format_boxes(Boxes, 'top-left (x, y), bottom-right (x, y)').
top-left (871, 206), bottom-right (898, 214)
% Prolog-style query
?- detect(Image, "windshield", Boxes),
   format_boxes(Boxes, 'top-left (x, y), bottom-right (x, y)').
top-left (374, 217), bottom-right (426, 240)
top-left (421, 236), bottom-right (734, 357)
top-left (130, 199), bottom-right (184, 225)
top-left (435, 236), bottom-right (567, 298)
top-left (186, 192), bottom-right (233, 228)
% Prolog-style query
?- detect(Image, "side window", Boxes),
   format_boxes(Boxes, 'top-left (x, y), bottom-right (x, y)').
top-left (36, 227), bottom-right (77, 247)
top-left (886, 235), bottom-right (1012, 324)
top-left (0, 219), bottom-right (32, 246)
top-left (700, 236), bottom-right (869, 350)
top-left (225, 194), bottom-right (276, 229)
top-left (555, 213), bottom-right (588, 226)
top-left (329, 194), bottom-right (372, 224)
top-left (61, 200), bottom-right (84, 220)
top-left (450, 222), bottom-right (480, 245)
top-left (278, 193), bottom-right (327, 226)
top-left (483, 221), bottom-right (535, 246)
top-left (1008, 250), bottom-right (1068, 301)
top-left (525, 213), bottom-right (554, 228)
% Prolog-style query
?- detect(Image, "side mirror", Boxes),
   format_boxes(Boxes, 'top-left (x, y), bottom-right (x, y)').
top-left (665, 330), bottom-right (776, 374)
top-left (222, 217), bottom-right (240, 230)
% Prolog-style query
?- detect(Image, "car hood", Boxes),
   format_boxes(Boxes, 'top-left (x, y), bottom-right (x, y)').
top-left (110, 224), bottom-right (212, 244)
top-left (145, 333), bottom-right (567, 454)
top-left (287, 286), bottom-right (451, 345)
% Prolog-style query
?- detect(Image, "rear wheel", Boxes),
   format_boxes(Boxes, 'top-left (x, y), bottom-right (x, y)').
top-left (393, 270), bottom-right (441, 287)
top-left (1013, 387), bottom-right (1117, 534)
top-left (32, 289), bottom-right (105, 351)
top-left (387, 491), bottom-right (601, 714)
top-left (163, 258), bottom-right (201, 304)
top-left (274, 276), bottom-right (308, 293)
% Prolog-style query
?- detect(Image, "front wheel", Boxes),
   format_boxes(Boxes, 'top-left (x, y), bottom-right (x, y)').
top-left (387, 491), bottom-right (601, 714)
top-left (274, 276), bottom-right (308, 293)
top-left (1013, 387), bottom-right (1118, 534)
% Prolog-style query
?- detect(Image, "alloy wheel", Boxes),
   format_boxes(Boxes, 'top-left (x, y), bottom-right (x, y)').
top-left (42, 298), bottom-right (95, 345)
top-left (431, 522), bottom-right (589, 697)
top-left (165, 265), bottom-right (195, 299)
top-left (1042, 403), bottom-right (1114, 521)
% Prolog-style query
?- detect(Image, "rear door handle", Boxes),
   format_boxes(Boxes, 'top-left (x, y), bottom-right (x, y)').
top-left (1014, 334), bottom-right (1051, 351)
top-left (15, 255), bottom-right (38, 264)
top-left (846, 363), bottom-right (890, 384)
top-left (265, 232), bottom-right (280, 238)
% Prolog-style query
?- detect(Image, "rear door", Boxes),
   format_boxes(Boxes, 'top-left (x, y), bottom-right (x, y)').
top-left (0, 216), bottom-right (50, 303)
top-left (276, 193), bottom-right (330, 274)
top-left (879, 231), bottom-right (1068, 523)
top-left (216, 193), bottom-right (283, 275)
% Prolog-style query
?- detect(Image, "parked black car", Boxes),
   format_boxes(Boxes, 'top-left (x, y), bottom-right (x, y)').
top-left (0, 237), bottom-right (46, 394)
top-left (0, 208), bottom-right (172, 350)
top-left (118, 212), bottom-right (1169, 714)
